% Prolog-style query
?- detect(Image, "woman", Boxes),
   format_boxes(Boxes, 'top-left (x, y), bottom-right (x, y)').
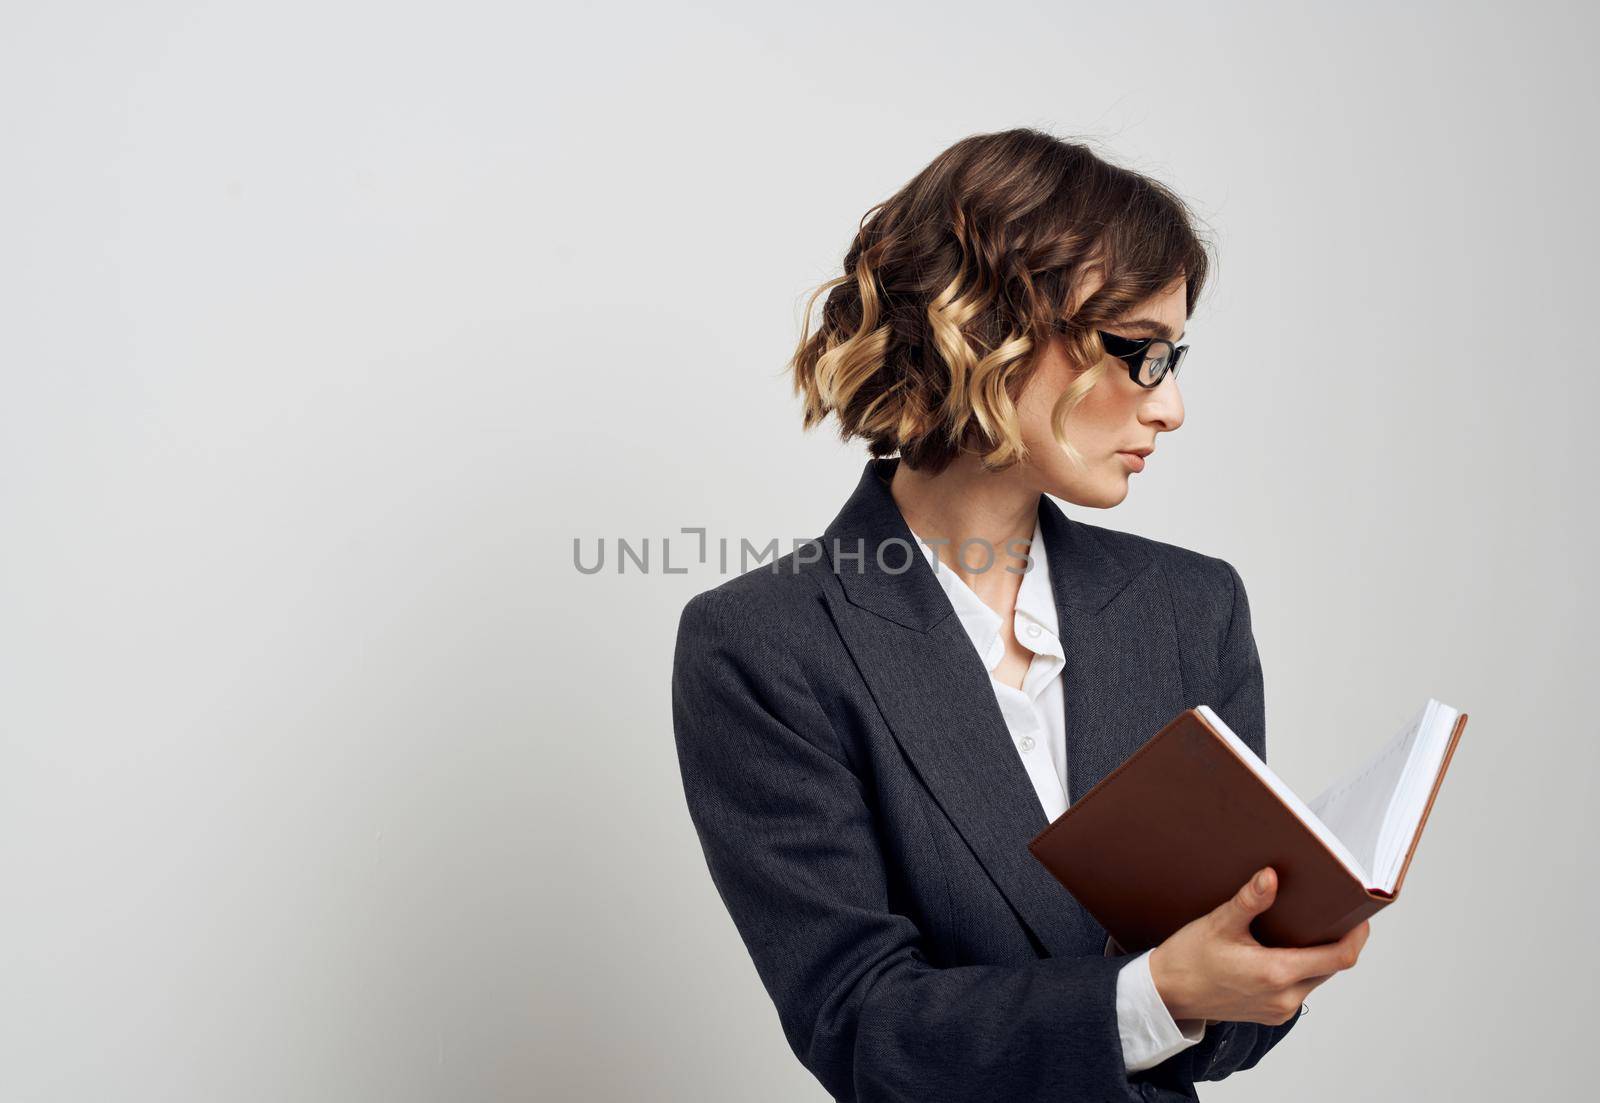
top-left (670, 128), bottom-right (1370, 1102)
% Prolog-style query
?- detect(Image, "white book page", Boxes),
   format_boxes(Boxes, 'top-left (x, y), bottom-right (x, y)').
top-left (1305, 701), bottom-right (1437, 888)
top-left (1194, 706), bottom-right (1371, 886)
top-left (1375, 701), bottom-right (1458, 891)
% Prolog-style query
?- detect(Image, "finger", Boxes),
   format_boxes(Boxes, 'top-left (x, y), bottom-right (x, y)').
top-left (1269, 922), bottom-right (1370, 982)
top-left (1328, 919), bottom-right (1370, 959)
top-left (1216, 866), bottom-right (1277, 931)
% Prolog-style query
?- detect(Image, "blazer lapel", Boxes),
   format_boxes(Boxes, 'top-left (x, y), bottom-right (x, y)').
top-left (1035, 493), bottom-right (1188, 805)
top-left (816, 458), bottom-right (1187, 958)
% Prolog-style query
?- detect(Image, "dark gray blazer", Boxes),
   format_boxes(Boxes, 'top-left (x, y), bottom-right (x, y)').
top-left (671, 457), bottom-right (1300, 1102)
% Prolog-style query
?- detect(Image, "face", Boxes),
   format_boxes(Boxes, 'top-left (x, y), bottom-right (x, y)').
top-left (1014, 273), bottom-right (1188, 509)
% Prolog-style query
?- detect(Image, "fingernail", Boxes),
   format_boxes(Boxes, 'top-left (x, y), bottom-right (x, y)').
top-left (1254, 870), bottom-right (1270, 892)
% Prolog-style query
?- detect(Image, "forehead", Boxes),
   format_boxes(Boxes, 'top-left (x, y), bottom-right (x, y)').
top-left (1062, 268), bottom-right (1191, 335)
top-left (1114, 277), bottom-right (1189, 335)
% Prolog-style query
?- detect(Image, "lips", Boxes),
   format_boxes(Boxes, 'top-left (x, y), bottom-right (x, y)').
top-left (1117, 452), bottom-right (1147, 472)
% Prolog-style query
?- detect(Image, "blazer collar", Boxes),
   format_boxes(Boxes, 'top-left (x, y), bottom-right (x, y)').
top-left (814, 456), bottom-right (1173, 958)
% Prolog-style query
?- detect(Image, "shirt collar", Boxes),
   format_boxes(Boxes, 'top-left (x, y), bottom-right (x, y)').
top-left (1012, 514), bottom-right (1059, 640)
top-left (908, 510), bottom-right (1064, 673)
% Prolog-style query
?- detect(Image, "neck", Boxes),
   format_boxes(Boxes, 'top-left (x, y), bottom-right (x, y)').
top-left (889, 454), bottom-right (1041, 599)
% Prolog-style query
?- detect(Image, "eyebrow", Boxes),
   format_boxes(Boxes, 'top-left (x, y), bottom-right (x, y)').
top-left (1112, 317), bottom-right (1185, 342)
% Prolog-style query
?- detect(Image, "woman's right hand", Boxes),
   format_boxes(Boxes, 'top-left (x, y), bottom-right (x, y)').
top-left (1147, 866), bottom-right (1370, 1025)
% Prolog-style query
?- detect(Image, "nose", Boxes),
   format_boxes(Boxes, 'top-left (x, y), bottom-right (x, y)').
top-left (1139, 374), bottom-right (1184, 433)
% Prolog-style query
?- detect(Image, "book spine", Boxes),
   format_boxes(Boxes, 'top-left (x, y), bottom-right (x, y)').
top-left (1322, 894), bottom-right (1394, 943)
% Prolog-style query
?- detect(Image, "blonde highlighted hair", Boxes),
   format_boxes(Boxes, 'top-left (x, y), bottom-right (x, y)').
top-left (790, 128), bottom-right (1211, 474)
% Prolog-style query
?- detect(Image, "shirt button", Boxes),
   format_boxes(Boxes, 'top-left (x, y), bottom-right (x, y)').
top-left (1018, 735), bottom-right (1036, 752)
top-left (1024, 623), bottom-right (1041, 639)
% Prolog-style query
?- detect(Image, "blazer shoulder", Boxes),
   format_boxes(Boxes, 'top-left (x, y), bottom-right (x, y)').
top-left (670, 547), bottom-right (844, 746)
top-left (1072, 517), bottom-right (1245, 618)
top-left (673, 541), bottom-right (830, 643)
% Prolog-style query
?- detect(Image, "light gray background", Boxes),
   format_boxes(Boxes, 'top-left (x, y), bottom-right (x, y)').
top-left (3, 2), bottom-right (1595, 1100)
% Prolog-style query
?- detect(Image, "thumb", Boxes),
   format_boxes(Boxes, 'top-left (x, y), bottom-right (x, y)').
top-left (1217, 866), bottom-right (1277, 931)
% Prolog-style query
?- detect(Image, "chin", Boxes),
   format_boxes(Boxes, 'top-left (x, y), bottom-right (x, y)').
top-left (1043, 477), bottom-right (1130, 510)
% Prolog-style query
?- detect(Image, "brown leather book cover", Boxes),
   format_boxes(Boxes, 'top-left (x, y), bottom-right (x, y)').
top-left (1028, 707), bottom-right (1468, 952)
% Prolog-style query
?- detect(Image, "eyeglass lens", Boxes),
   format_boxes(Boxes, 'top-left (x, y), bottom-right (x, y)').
top-left (1137, 341), bottom-right (1174, 386)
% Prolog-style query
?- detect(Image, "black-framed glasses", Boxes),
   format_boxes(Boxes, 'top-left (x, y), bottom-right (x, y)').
top-left (1096, 330), bottom-right (1187, 388)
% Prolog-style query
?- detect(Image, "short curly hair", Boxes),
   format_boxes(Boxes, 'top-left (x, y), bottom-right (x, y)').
top-left (789, 128), bottom-right (1211, 475)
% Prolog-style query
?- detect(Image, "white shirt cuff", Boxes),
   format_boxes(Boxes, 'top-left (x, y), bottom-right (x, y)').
top-left (1113, 947), bottom-right (1207, 1074)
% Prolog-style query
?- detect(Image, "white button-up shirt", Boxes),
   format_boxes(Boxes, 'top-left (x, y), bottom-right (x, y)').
top-left (908, 512), bottom-right (1206, 1075)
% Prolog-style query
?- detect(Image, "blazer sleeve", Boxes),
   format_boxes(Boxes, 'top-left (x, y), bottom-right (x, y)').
top-left (670, 587), bottom-right (1155, 1103)
top-left (1176, 559), bottom-right (1306, 1085)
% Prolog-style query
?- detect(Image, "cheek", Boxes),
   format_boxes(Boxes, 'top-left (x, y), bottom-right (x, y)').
top-left (1017, 361), bottom-right (1133, 458)
top-left (1060, 374), bottom-right (1129, 442)
top-left (1016, 369), bottom-right (1066, 442)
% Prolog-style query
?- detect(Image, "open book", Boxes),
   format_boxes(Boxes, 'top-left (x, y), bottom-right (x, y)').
top-left (1198, 699), bottom-right (1462, 896)
top-left (1029, 700), bottom-right (1468, 950)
